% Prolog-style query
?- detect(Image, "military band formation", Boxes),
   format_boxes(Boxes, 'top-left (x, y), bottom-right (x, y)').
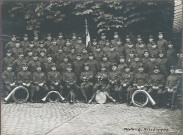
top-left (2, 31), bottom-right (182, 110)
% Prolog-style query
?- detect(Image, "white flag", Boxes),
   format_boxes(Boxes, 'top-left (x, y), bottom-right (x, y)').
top-left (85, 18), bottom-right (91, 47)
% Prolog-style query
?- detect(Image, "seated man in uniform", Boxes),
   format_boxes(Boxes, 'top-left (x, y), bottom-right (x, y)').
top-left (2, 64), bottom-right (16, 97)
top-left (162, 66), bottom-right (180, 110)
top-left (62, 64), bottom-right (80, 104)
top-left (80, 63), bottom-right (94, 103)
top-left (32, 65), bottom-right (48, 102)
top-left (148, 66), bottom-right (165, 108)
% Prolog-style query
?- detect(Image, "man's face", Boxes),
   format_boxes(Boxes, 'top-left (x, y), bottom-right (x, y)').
top-left (66, 42), bottom-right (71, 46)
top-left (40, 52), bottom-right (45, 57)
top-left (125, 68), bottom-right (130, 72)
top-left (47, 36), bottom-right (52, 41)
top-left (76, 56), bottom-right (81, 61)
top-left (129, 53), bottom-right (134, 57)
top-left (102, 57), bottom-right (107, 61)
top-left (33, 56), bottom-right (38, 60)
top-left (24, 37), bottom-right (28, 41)
top-left (168, 44), bottom-right (173, 49)
top-left (144, 52), bottom-right (149, 57)
top-left (93, 42), bottom-right (97, 45)
top-left (158, 35), bottom-right (163, 39)
top-left (112, 66), bottom-right (117, 71)
top-left (22, 66), bottom-right (28, 71)
top-left (96, 48), bottom-right (100, 52)
top-left (101, 36), bottom-right (106, 40)
top-left (135, 57), bottom-right (140, 62)
top-left (67, 67), bottom-right (72, 72)
top-left (126, 38), bottom-right (130, 42)
top-left (78, 40), bottom-right (82, 43)
top-left (89, 56), bottom-right (94, 60)
top-left (30, 43), bottom-right (34, 48)
top-left (58, 49), bottom-right (63, 53)
top-left (11, 37), bottom-right (16, 41)
top-left (7, 67), bottom-right (12, 71)
top-left (36, 67), bottom-right (41, 72)
top-left (120, 58), bottom-right (125, 63)
top-left (52, 41), bottom-right (57, 45)
top-left (28, 52), bottom-right (33, 56)
top-left (106, 42), bottom-right (110, 46)
top-left (51, 67), bottom-right (56, 71)
top-left (114, 34), bottom-right (119, 39)
top-left (15, 43), bottom-right (20, 47)
top-left (34, 37), bottom-right (38, 41)
top-left (150, 58), bottom-right (155, 62)
top-left (40, 43), bottom-right (44, 48)
top-left (71, 49), bottom-right (75, 53)
top-left (137, 38), bottom-right (142, 42)
top-left (170, 69), bottom-right (175, 74)
top-left (110, 47), bottom-right (114, 51)
top-left (58, 36), bottom-right (63, 39)
top-left (7, 53), bottom-right (11, 57)
top-left (154, 69), bottom-right (159, 74)
top-left (138, 67), bottom-right (144, 72)
top-left (82, 49), bottom-right (87, 53)
top-left (48, 57), bottom-right (52, 62)
top-left (64, 58), bottom-right (68, 62)
top-left (72, 36), bottom-right (77, 40)
top-left (152, 44), bottom-right (157, 48)
top-left (19, 55), bottom-right (23, 59)
top-left (84, 66), bottom-right (89, 71)
top-left (101, 67), bottom-right (106, 72)
top-left (159, 53), bottom-right (164, 58)
top-left (149, 38), bottom-right (153, 42)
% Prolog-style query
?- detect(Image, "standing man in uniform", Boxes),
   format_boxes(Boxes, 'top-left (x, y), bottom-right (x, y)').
top-left (157, 32), bottom-right (168, 54)
top-left (57, 32), bottom-right (65, 48)
top-left (86, 53), bottom-right (99, 76)
top-left (98, 33), bottom-right (107, 50)
top-left (5, 35), bottom-right (16, 51)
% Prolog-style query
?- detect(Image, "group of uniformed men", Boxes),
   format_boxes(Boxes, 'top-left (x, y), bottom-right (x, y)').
top-left (2, 31), bottom-right (182, 109)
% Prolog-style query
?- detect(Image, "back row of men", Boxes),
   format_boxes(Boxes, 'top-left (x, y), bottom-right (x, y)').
top-left (3, 32), bottom-right (182, 109)
top-left (3, 32), bottom-right (181, 76)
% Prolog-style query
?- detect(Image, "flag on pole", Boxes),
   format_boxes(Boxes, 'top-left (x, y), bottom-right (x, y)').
top-left (85, 18), bottom-right (91, 48)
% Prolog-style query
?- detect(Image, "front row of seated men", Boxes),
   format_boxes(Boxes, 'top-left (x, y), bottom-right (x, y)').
top-left (2, 60), bottom-right (181, 110)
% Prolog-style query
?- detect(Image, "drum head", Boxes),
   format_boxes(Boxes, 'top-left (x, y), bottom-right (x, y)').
top-left (95, 92), bottom-right (107, 104)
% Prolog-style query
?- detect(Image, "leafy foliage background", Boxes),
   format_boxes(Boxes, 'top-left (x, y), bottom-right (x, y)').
top-left (2, 1), bottom-right (174, 40)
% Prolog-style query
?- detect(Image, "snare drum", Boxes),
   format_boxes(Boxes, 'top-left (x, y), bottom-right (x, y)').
top-left (95, 91), bottom-right (107, 104)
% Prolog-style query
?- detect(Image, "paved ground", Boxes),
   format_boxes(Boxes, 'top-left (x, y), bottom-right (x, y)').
top-left (1, 102), bottom-right (183, 135)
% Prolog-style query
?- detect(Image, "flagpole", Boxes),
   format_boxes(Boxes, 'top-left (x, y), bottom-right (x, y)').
top-left (85, 18), bottom-right (87, 47)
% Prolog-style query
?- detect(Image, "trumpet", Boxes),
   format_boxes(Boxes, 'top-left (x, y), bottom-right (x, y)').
top-left (42, 91), bottom-right (65, 102)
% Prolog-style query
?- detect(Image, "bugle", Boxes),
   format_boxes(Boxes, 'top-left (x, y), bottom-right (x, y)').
top-left (42, 91), bottom-right (65, 102)
top-left (4, 86), bottom-right (29, 103)
top-left (132, 90), bottom-right (156, 107)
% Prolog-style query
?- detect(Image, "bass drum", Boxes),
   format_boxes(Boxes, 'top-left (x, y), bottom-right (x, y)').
top-left (12, 86), bottom-right (29, 103)
top-left (95, 91), bottom-right (107, 104)
top-left (132, 90), bottom-right (149, 107)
